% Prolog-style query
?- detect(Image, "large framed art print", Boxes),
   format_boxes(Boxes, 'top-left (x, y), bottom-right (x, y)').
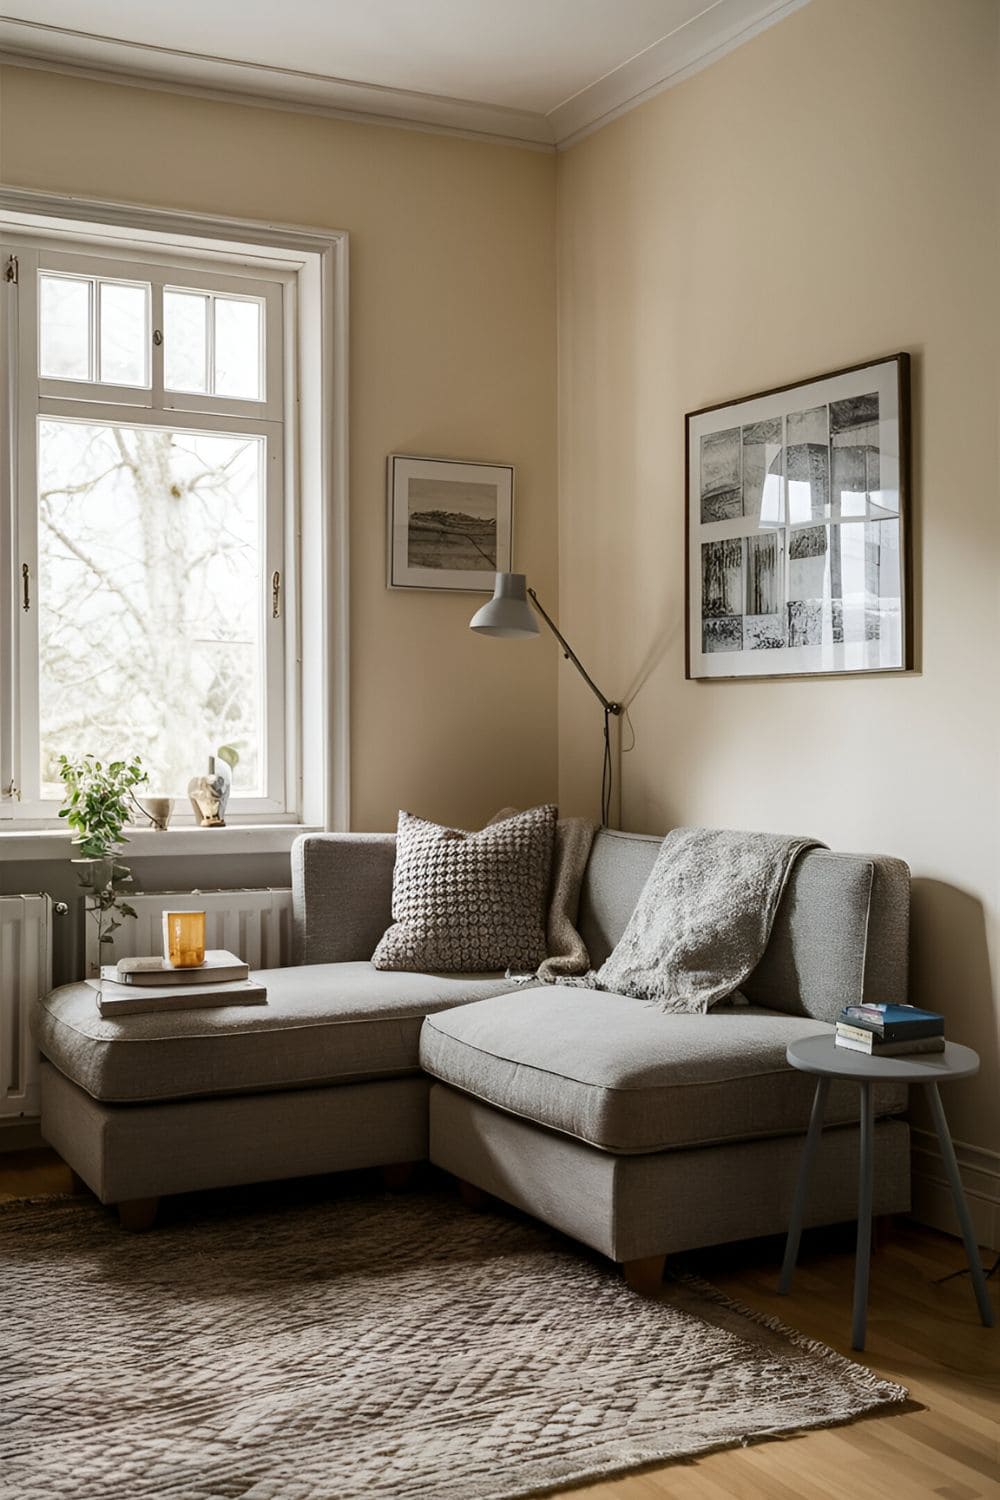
top-left (686, 354), bottom-right (911, 680)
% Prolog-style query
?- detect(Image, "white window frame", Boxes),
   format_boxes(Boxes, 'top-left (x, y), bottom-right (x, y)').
top-left (34, 249), bottom-right (285, 420)
top-left (0, 189), bottom-right (349, 843)
top-left (13, 240), bottom-right (289, 819)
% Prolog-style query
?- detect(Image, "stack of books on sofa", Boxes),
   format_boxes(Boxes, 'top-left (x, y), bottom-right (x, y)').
top-left (835, 1001), bottom-right (944, 1057)
top-left (90, 950), bottom-right (267, 1017)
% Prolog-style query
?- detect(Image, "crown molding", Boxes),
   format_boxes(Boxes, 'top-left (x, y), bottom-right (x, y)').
top-left (0, 18), bottom-right (557, 149)
top-left (0, 2), bottom-right (814, 153)
top-left (550, 0), bottom-right (814, 148)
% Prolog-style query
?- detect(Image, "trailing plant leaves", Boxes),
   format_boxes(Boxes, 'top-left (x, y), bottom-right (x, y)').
top-left (58, 752), bottom-right (148, 954)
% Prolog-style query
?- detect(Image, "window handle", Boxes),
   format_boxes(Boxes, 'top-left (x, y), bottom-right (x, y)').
top-left (21, 563), bottom-right (30, 612)
top-left (272, 570), bottom-right (281, 619)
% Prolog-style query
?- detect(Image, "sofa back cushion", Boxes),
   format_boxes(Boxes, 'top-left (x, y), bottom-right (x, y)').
top-left (577, 830), bottom-right (662, 970)
top-left (579, 830), bottom-right (909, 1022)
top-left (294, 826), bottom-right (910, 1022)
top-left (292, 833), bottom-right (397, 964)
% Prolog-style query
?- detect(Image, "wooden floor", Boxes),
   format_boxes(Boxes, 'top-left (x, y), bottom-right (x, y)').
top-left (2, 1152), bottom-right (997, 1499)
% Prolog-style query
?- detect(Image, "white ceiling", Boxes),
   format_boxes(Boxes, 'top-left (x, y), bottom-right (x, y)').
top-left (0, 0), bottom-right (811, 147)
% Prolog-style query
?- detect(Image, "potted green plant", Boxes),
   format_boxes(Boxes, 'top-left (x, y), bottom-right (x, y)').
top-left (57, 754), bottom-right (148, 960)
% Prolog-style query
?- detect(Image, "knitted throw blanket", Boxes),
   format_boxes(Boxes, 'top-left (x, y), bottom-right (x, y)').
top-left (487, 809), bottom-right (597, 979)
top-left (592, 827), bottom-right (824, 1013)
top-left (537, 817), bottom-right (597, 981)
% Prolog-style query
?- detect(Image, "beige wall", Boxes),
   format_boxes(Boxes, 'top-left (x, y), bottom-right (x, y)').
top-left (557, 0), bottom-right (1000, 1162)
top-left (2, 7), bottom-right (999, 1189)
top-left (0, 65), bottom-right (558, 833)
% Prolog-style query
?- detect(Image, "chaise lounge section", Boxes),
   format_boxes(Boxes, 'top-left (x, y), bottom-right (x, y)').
top-left (421, 829), bottom-right (912, 1286)
top-left (32, 828), bottom-right (912, 1278)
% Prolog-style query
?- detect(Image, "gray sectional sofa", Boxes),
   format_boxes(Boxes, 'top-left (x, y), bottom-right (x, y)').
top-left (32, 828), bottom-right (913, 1283)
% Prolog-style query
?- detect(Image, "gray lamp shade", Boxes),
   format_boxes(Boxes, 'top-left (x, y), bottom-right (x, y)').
top-left (469, 573), bottom-right (539, 638)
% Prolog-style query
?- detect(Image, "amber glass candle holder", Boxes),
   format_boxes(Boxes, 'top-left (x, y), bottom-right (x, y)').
top-left (162, 911), bottom-right (206, 968)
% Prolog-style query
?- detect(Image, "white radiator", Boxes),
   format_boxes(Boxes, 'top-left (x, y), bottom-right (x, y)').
top-left (85, 889), bottom-right (293, 976)
top-left (0, 895), bottom-right (51, 1119)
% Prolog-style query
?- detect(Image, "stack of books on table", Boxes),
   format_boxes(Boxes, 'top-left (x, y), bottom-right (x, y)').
top-left (835, 1002), bottom-right (944, 1057)
top-left (88, 950), bottom-right (267, 1017)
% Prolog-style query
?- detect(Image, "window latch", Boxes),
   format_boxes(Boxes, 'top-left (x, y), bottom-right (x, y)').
top-left (272, 570), bottom-right (281, 619)
top-left (4, 255), bottom-right (17, 285)
top-left (3, 780), bottom-right (20, 802)
top-left (21, 562), bottom-right (30, 612)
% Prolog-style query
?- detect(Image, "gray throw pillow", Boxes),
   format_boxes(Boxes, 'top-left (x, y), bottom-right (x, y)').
top-left (371, 805), bottom-right (557, 973)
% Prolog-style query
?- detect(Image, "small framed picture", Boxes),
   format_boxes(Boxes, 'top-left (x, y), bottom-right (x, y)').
top-left (387, 454), bottom-right (514, 592)
top-left (686, 354), bottom-right (911, 680)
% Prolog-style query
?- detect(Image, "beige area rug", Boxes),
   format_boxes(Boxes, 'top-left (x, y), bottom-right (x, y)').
top-left (0, 1184), bottom-right (907, 1500)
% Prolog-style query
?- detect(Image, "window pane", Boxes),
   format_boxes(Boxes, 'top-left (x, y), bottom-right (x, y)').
top-left (164, 290), bottom-right (208, 393)
top-left (99, 281), bottom-right (149, 387)
top-left (37, 420), bottom-right (264, 798)
top-left (39, 275), bottom-right (92, 381)
top-left (214, 297), bottom-right (262, 400)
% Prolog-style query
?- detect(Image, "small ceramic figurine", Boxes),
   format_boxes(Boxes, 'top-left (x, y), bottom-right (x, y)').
top-left (187, 755), bottom-right (232, 827)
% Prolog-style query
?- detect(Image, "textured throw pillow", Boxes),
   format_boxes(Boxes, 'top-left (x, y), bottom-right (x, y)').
top-left (371, 805), bottom-right (557, 973)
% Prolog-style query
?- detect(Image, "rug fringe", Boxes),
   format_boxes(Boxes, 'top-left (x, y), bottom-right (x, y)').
top-left (668, 1270), bottom-right (909, 1404)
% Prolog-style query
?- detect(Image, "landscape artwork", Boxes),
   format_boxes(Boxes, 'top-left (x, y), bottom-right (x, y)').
top-left (388, 456), bottom-right (513, 592)
top-left (686, 355), bottom-right (910, 679)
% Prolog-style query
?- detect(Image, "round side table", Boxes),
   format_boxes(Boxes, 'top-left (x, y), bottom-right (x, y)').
top-left (778, 1033), bottom-right (994, 1350)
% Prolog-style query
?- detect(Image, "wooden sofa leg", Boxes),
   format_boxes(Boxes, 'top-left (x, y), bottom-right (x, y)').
top-left (457, 1178), bottom-right (490, 1211)
top-left (381, 1162), bottom-right (419, 1192)
top-left (622, 1254), bottom-right (666, 1296)
top-left (117, 1197), bottom-right (159, 1232)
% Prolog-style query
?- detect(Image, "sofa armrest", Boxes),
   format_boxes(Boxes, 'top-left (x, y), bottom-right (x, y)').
top-left (291, 833), bottom-right (397, 964)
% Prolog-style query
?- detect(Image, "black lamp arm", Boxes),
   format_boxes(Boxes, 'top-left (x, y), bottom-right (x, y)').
top-left (527, 588), bottom-right (621, 716)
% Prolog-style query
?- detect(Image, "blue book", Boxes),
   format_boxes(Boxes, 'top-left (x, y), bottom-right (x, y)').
top-left (840, 1002), bottom-right (944, 1041)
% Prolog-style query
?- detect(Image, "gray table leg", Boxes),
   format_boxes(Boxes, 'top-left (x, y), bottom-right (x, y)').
top-left (925, 1081), bottom-right (995, 1328)
top-left (779, 1076), bottom-right (830, 1294)
top-left (852, 1079), bottom-right (875, 1350)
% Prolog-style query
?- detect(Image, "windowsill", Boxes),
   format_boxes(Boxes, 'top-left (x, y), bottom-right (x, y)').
top-left (0, 825), bottom-right (320, 862)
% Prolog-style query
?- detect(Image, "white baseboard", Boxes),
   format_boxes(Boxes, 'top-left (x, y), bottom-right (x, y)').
top-left (911, 1127), bottom-right (1000, 1253)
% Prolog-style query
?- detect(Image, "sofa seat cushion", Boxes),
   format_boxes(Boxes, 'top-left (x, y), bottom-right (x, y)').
top-left (33, 965), bottom-right (525, 1105)
top-left (419, 988), bottom-right (908, 1154)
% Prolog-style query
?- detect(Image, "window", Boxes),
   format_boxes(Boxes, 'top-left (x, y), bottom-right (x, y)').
top-left (2, 238), bottom-right (296, 820)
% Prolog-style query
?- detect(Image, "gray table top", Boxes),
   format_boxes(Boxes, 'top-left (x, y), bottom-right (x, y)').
top-left (787, 1033), bottom-right (979, 1083)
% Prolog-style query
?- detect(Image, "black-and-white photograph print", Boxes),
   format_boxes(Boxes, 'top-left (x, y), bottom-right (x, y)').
top-left (388, 455), bottom-right (514, 592)
top-left (406, 477), bottom-right (498, 573)
top-left (743, 615), bottom-right (785, 650)
top-left (700, 427), bottom-right (742, 521)
top-left (746, 532), bottom-right (780, 616)
top-left (703, 617), bottom-right (743, 654)
top-left (702, 537), bottom-right (743, 619)
top-left (831, 392), bottom-right (880, 519)
top-left (786, 405), bottom-right (830, 521)
top-left (686, 354), bottom-right (910, 679)
top-left (741, 417), bottom-right (782, 526)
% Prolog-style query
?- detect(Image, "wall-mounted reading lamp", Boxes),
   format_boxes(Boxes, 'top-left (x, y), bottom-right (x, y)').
top-left (469, 572), bottom-right (622, 826)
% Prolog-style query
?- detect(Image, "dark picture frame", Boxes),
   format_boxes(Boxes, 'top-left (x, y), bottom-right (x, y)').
top-left (387, 454), bottom-right (514, 593)
top-left (685, 354), bottom-right (912, 680)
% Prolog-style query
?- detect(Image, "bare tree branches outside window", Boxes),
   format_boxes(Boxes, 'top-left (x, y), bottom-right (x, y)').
top-left (37, 422), bottom-right (262, 797)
